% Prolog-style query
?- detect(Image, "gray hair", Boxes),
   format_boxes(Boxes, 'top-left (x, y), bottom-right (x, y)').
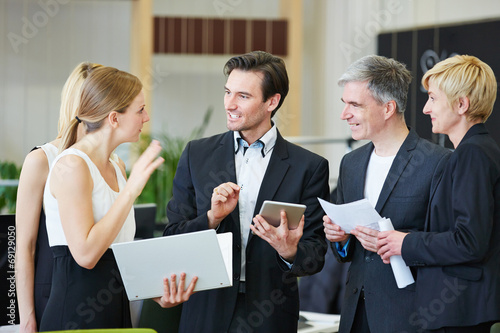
top-left (338, 55), bottom-right (412, 113)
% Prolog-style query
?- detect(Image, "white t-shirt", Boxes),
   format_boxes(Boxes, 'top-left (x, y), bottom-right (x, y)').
top-left (364, 150), bottom-right (395, 207)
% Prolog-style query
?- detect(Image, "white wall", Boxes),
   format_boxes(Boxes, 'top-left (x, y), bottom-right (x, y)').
top-left (0, 0), bottom-right (132, 165)
top-left (150, 54), bottom-right (228, 139)
top-left (153, 0), bottom-right (280, 19)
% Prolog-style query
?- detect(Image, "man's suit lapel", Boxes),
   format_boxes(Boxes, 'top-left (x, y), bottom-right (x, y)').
top-left (216, 132), bottom-right (240, 231)
top-left (375, 129), bottom-right (418, 213)
top-left (351, 144), bottom-right (373, 201)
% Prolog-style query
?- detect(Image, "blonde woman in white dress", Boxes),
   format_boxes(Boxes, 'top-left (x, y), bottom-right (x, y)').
top-left (39, 66), bottom-right (196, 331)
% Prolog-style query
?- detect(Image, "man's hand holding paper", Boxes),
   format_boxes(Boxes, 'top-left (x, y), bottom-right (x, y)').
top-left (318, 198), bottom-right (381, 233)
top-left (318, 198), bottom-right (381, 252)
top-left (350, 226), bottom-right (379, 253)
top-left (320, 198), bottom-right (382, 252)
top-left (319, 198), bottom-right (415, 288)
top-left (323, 215), bottom-right (349, 245)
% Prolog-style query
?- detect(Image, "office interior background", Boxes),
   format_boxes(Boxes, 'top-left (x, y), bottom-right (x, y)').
top-left (2, 0), bottom-right (500, 189)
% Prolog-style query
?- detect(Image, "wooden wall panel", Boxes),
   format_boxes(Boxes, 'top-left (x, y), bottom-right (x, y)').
top-left (251, 20), bottom-right (267, 51)
top-left (154, 17), bottom-right (288, 56)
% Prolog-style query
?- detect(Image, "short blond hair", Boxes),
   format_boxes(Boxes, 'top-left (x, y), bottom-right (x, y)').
top-left (422, 55), bottom-right (497, 123)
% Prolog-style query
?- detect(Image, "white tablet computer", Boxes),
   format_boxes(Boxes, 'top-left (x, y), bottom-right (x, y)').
top-left (258, 200), bottom-right (307, 230)
top-left (111, 229), bottom-right (232, 301)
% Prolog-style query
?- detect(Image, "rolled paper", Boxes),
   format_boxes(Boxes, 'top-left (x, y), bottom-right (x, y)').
top-left (378, 218), bottom-right (415, 288)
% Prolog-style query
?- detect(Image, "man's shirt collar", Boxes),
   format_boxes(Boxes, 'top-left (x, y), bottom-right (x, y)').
top-left (233, 124), bottom-right (277, 157)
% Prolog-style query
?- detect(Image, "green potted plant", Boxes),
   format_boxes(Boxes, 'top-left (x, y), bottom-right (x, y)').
top-left (0, 161), bottom-right (22, 214)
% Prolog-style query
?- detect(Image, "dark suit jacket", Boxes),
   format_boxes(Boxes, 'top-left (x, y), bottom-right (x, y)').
top-left (332, 129), bottom-right (450, 333)
top-left (164, 129), bottom-right (330, 333)
top-left (402, 124), bottom-right (500, 330)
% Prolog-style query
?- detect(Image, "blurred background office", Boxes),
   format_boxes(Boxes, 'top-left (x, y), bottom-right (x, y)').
top-left (2, 0), bottom-right (500, 186)
top-left (2, 0), bottom-right (500, 327)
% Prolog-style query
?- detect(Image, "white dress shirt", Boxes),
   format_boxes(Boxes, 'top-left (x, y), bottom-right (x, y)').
top-left (234, 125), bottom-right (276, 281)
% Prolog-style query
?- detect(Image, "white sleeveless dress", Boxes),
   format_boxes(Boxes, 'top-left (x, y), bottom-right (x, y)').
top-left (40, 148), bottom-right (135, 330)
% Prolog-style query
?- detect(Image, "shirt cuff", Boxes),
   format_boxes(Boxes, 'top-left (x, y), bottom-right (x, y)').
top-left (335, 238), bottom-right (350, 258)
top-left (279, 255), bottom-right (293, 269)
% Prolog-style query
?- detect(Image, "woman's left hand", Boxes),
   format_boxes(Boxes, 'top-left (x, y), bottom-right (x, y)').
top-left (153, 273), bottom-right (198, 308)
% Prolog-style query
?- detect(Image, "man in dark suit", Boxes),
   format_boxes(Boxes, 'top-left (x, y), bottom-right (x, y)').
top-left (323, 55), bottom-right (450, 332)
top-left (164, 51), bottom-right (330, 333)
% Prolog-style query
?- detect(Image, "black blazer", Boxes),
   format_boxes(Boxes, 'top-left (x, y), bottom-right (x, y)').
top-left (164, 129), bottom-right (330, 333)
top-left (332, 129), bottom-right (450, 333)
top-left (402, 124), bottom-right (500, 330)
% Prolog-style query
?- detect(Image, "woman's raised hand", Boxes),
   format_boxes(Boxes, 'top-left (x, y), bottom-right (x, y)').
top-left (125, 140), bottom-right (164, 198)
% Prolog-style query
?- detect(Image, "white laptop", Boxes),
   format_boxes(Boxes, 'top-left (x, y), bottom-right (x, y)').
top-left (111, 229), bottom-right (232, 301)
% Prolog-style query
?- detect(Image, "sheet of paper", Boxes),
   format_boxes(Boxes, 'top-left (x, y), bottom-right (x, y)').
top-left (378, 218), bottom-right (415, 288)
top-left (318, 198), bottom-right (381, 233)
